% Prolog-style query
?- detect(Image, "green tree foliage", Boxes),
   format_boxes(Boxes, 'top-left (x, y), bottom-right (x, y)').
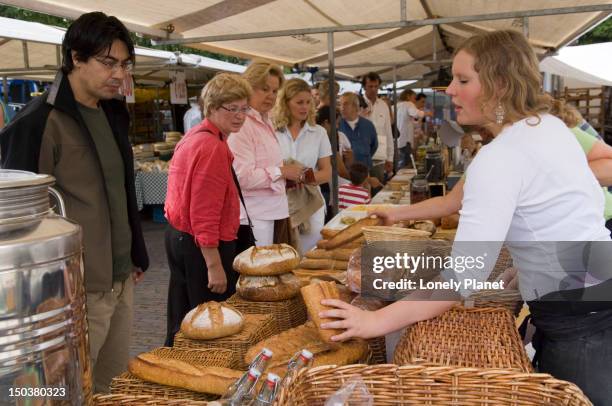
top-left (0, 5), bottom-right (246, 65)
top-left (577, 18), bottom-right (612, 45)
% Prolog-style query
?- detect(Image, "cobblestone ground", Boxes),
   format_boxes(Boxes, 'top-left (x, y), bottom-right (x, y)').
top-left (130, 219), bottom-right (169, 357)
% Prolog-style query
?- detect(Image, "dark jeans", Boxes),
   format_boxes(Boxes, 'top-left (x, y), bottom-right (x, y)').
top-left (164, 225), bottom-right (238, 346)
top-left (535, 323), bottom-right (612, 405)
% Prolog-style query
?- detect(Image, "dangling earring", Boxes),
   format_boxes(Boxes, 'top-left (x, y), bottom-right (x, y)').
top-left (494, 102), bottom-right (505, 124)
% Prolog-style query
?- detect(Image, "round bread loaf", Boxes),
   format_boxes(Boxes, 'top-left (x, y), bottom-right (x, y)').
top-left (236, 273), bottom-right (302, 301)
top-left (180, 301), bottom-right (243, 340)
top-left (233, 244), bottom-right (300, 276)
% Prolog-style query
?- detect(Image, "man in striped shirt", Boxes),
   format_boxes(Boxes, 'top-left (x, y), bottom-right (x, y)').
top-left (338, 162), bottom-right (371, 210)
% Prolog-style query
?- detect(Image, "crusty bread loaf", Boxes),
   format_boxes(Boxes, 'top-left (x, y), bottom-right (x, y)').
top-left (180, 301), bottom-right (243, 340)
top-left (236, 273), bottom-right (302, 302)
top-left (304, 249), bottom-right (334, 260)
top-left (292, 269), bottom-right (346, 285)
top-left (128, 352), bottom-right (242, 395)
top-left (325, 217), bottom-right (381, 249)
top-left (441, 214), bottom-right (460, 229)
top-left (300, 281), bottom-right (343, 343)
top-left (233, 244), bottom-right (300, 276)
top-left (298, 258), bottom-right (348, 270)
top-left (245, 322), bottom-right (368, 378)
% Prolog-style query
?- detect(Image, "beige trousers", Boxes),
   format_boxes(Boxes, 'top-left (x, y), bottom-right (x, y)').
top-left (86, 277), bottom-right (134, 393)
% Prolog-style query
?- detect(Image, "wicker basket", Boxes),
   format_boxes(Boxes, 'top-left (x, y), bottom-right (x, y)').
top-left (393, 307), bottom-right (532, 372)
top-left (275, 364), bottom-right (592, 406)
top-left (227, 293), bottom-right (307, 334)
top-left (174, 313), bottom-right (277, 369)
top-left (367, 336), bottom-right (387, 364)
top-left (110, 347), bottom-right (237, 401)
top-left (94, 393), bottom-right (209, 405)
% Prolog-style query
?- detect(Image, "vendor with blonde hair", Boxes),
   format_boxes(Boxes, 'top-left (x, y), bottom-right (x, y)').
top-left (274, 78), bottom-right (332, 253)
top-left (322, 30), bottom-right (612, 405)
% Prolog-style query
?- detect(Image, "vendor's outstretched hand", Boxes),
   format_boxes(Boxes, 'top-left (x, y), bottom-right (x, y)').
top-left (319, 299), bottom-right (380, 341)
top-left (368, 207), bottom-right (397, 226)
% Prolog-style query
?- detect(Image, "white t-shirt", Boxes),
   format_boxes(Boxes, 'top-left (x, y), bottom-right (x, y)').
top-left (449, 114), bottom-right (611, 301)
top-left (276, 123), bottom-right (333, 169)
top-left (183, 104), bottom-right (202, 133)
top-left (396, 101), bottom-right (424, 148)
top-left (364, 98), bottom-right (393, 162)
top-left (338, 131), bottom-right (352, 154)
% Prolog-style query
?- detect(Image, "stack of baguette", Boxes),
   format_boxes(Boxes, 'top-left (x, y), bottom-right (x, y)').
top-left (128, 352), bottom-right (242, 395)
top-left (294, 216), bottom-right (381, 283)
top-left (233, 244), bottom-right (303, 301)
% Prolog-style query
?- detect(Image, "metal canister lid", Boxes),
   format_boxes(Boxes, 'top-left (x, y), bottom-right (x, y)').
top-left (0, 169), bottom-right (55, 189)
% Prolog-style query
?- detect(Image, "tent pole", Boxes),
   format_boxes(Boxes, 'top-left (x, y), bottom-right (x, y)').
top-left (22, 41), bottom-right (30, 69)
top-left (392, 66), bottom-right (399, 172)
top-left (327, 32), bottom-right (339, 217)
top-left (523, 17), bottom-right (530, 38)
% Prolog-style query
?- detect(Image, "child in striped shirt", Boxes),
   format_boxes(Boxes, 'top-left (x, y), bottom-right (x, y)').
top-left (338, 162), bottom-right (371, 210)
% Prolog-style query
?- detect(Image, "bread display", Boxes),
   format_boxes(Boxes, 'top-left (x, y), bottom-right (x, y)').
top-left (245, 322), bottom-right (368, 377)
top-left (233, 244), bottom-right (300, 276)
top-left (325, 216), bottom-right (381, 249)
top-left (317, 235), bottom-right (366, 250)
top-left (441, 214), bottom-right (460, 229)
top-left (320, 228), bottom-right (340, 239)
top-left (236, 273), bottom-right (302, 302)
top-left (298, 258), bottom-right (348, 271)
top-left (180, 301), bottom-right (244, 340)
top-left (331, 248), bottom-right (356, 261)
top-left (292, 269), bottom-right (347, 285)
top-left (128, 352), bottom-right (242, 395)
top-left (410, 220), bottom-right (437, 236)
top-left (300, 281), bottom-right (343, 343)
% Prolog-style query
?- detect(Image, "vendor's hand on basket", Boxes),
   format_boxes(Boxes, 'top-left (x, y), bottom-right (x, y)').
top-left (207, 265), bottom-right (227, 294)
top-left (319, 299), bottom-right (379, 341)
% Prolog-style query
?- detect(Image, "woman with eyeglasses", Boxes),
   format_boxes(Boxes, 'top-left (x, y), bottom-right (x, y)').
top-left (163, 73), bottom-right (252, 346)
top-left (227, 60), bottom-right (303, 250)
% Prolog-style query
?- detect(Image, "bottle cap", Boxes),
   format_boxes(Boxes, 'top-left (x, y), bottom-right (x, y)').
top-left (266, 373), bottom-right (280, 383)
top-left (262, 348), bottom-right (273, 358)
top-left (300, 349), bottom-right (313, 359)
top-left (248, 368), bottom-right (262, 378)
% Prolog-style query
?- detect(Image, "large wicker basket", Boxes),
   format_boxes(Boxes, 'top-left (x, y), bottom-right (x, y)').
top-left (226, 293), bottom-right (307, 334)
top-left (393, 307), bottom-right (532, 372)
top-left (94, 394), bottom-right (209, 405)
top-left (110, 347), bottom-right (237, 402)
top-left (367, 336), bottom-right (387, 365)
top-left (173, 313), bottom-right (277, 369)
top-left (275, 364), bottom-right (592, 405)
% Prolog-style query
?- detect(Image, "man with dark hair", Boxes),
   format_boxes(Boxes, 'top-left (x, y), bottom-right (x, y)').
top-left (0, 12), bottom-right (148, 393)
top-left (361, 72), bottom-right (393, 183)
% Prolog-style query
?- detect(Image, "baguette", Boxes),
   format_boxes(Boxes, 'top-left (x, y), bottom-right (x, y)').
top-left (292, 269), bottom-right (346, 285)
top-left (128, 353), bottom-right (242, 395)
top-left (331, 248), bottom-right (357, 261)
top-left (304, 249), bottom-right (334, 260)
top-left (325, 216), bottom-right (381, 249)
top-left (320, 228), bottom-right (340, 239)
top-left (233, 244), bottom-right (300, 276)
top-left (316, 239), bottom-right (329, 249)
top-left (299, 258), bottom-right (349, 270)
top-left (300, 281), bottom-right (342, 343)
top-left (245, 322), bottom-right (368, 377)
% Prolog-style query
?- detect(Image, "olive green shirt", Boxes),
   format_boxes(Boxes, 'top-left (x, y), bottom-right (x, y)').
top-left (78, 103), bottom-right (133, 281)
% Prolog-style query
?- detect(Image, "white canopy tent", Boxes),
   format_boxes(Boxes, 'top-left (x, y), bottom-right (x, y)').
top-left (0, 16), bottom-right (245, 83)
top-left (540, 42), bottom-right (612, 88)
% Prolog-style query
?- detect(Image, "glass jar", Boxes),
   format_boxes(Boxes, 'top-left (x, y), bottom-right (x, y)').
top-left (410, 175), bottom-right (429, 204)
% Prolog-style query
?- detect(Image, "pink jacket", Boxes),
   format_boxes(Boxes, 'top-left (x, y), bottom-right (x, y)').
top-left (227, 110), bottom-right (288, 220)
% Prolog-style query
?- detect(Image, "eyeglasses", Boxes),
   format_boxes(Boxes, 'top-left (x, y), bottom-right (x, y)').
top-left (220, 105), bottom-right (250, 115)
top-left (94, 57), bottom-right (134, 73)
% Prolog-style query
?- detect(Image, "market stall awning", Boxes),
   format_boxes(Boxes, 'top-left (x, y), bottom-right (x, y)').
top-left (0, 16), bottom-right (244, 83)
top-left (540, 42), bottom-right (612, 87)
top-left (5, 0), bottom-right (611, 82)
